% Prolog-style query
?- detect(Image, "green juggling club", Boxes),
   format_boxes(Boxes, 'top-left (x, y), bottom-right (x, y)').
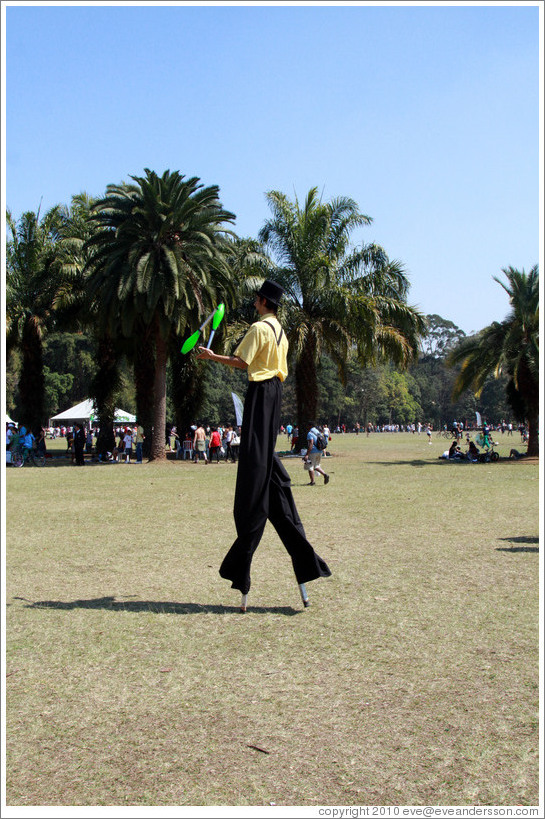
top-left (180, 303), bottom-right (225, 354)
top-left (180, 330), bottom-right (201, 355)
top-left (206, 302), bottom-right (225, 349)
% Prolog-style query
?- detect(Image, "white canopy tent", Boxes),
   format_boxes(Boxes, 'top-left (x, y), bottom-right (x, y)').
top-left (113, 408), bottom-right (137, 424)
top-left (49, 399), bottom-right (136, 427)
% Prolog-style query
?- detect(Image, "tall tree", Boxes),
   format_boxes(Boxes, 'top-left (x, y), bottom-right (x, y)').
top-left (448, 266), bottom-right (539, 456)
top-left (85, 169), bottom-right (236, 460)
top-left (257, 187), bottom-right (426, 444)
top-left (421, 314), bottom-right (466, 359)
top-left (6, 205), bottom-right (63, 430)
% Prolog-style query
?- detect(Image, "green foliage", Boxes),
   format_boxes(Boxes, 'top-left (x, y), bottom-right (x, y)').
top-left (5, 348), bottom-right (21, 417)
top-left (199, 364), bottom-right (249, 428)
top-left (382, 370), bottom-right (422, 424)
top-left (478, 375), bottom-right (512, 422)
top-left (316, 355), bottom-right (348, 424)
top-left (43, 333), bottom-right (97, 406)
top-left (43, 367), bottom-right (74, 419)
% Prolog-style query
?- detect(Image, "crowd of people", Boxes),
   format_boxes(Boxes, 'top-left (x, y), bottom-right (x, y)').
top-left (180, 424), bottom-right (242, 464)
top-left (5, 421), bottom-right (145, 466)
top-left (6, 415), bottom-right (528, 467)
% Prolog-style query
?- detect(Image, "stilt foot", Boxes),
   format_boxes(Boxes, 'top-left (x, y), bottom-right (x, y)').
top-left (298, 583), bottom-right (309, 608)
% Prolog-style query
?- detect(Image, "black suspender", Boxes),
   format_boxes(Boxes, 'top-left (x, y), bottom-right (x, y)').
top-left (262, 320), bottom-right (284, 347)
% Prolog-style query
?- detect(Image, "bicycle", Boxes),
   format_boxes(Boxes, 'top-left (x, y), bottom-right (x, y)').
top-left (436, 429), bottom-right (456, 439)
top-left (11, 445), bottom-right (46, 467)
top-left (475, 434), bottom-right (500, 462)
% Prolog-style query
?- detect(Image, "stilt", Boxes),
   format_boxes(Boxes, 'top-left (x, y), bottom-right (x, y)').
top-left (240, 593), bottom-right (248, 613)
top-left (299, 583), bottom-right (310, 607)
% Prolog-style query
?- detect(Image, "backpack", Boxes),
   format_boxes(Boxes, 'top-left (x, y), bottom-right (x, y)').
top-left (315, 432), bottom-right (328, 451)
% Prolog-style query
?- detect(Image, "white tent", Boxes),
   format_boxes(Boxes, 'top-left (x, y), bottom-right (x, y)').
top-left (114, 408), bottom-right (137, 424)
top-left (49, 399), bottom-right (136, 427)
top-left (49, 399), bottom-right (94, 425)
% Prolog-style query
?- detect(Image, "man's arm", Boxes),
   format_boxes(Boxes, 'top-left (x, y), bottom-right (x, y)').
top-left (196, 347), bottom-right (248, 370)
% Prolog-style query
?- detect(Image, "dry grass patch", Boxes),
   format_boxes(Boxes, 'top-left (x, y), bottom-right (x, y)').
top-left (5, 432), bottom-right (539, 806)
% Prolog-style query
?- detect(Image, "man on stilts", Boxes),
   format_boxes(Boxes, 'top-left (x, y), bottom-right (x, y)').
top-left (197, 280), bottom-right (331, 611)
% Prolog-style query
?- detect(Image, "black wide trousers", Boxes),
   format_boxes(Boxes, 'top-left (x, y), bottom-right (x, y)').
top-left (219, 377), bottom-right (332, 594)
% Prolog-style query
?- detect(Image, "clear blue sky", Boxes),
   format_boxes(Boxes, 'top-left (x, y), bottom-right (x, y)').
top-left (3, 1), bottom-right (542, 335)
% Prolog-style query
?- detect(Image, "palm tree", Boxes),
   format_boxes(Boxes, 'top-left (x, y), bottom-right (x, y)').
top-left (85, 169), bottom-right (236, 460)
top-left (257, 187), bottom-right (426, 443)
top-left (6, 205), bottom-right (63, 430)
top-left (448, 266), bottom-right (539, 457)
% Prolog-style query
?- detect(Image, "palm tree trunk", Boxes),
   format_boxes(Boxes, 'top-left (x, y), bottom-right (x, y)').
top-left (150, 319), bottom-right (168, 461)
top-left (91, 332), bottom-right (119, 459)
top-left (294, 336), bottom-right (318, 451)
top-left (20, 317), bottom-right (45, 432)
top-left (134, 326), bottom-right (155, 459)
top-left (527, 407), bottom-right (539, 457)
top-left (518, 359), bottom-right (539, 458)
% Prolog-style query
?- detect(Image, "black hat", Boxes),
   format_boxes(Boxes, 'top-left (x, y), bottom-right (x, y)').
top-left (256, 279), bottom-right (284, 306)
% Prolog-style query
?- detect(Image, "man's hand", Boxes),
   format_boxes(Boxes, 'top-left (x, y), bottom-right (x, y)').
top-left (196, 346), bottom-right (214, 360)
top-left (195, 347), bottom-right (248, 370)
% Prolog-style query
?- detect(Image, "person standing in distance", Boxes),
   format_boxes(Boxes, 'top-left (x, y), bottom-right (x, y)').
top-left (304, 425), bottom-right (330, 486)
top-left (135, 423), bottom-right (145, 463)
top-left (197, 280), bottom-right (331, 610)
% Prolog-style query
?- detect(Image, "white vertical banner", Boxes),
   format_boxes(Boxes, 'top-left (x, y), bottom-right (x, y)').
top-left (231, 392), bottom-right (244, 427)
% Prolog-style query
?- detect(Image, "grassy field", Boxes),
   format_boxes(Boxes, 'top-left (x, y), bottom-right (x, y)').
top-left (4, 431), bottom-right (541, 808)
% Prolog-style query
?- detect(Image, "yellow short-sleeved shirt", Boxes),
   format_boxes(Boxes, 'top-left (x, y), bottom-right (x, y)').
top-left (234, 314), bottom-right (289, 382)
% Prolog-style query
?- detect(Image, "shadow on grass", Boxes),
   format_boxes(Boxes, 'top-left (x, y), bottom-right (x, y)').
top-left (14, 596), bottom-right (301, 616)
top-left (372, 459), bottom-right (452, 467)
top-left (372, 458), bottom-right (522, 468)
top-left (8, 457), bottom-right (97, 470)
top-left (496, 535), bottom-right (539, 553)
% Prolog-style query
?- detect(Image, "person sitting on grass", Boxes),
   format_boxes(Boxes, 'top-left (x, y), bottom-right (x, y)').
top-left (467, 440), bottom-right (480, 462)
top-left (440, 440), bottom-right (464, 460)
